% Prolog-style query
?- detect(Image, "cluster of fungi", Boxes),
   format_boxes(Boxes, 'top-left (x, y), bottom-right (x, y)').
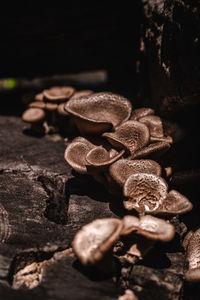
top-left (22, 88), bottom-right (200, 287)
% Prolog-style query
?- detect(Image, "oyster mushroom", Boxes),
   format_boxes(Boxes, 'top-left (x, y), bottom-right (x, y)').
top-left (109, 159), bottom-right (162, 187)
top-left (22, 108), bottom-right (46, 135)
top-left (43, 86), bottom-right (75, 102)
top-left (28, 101), bottom-right (46, 109)
top-left (185, 228), bottom-right (200, 283)
top-left (103, 121), bottom-right (150, 156)
top-left (130, 108), bottom-right (155, 120)
top-left (34, 92), bottom-right (44, 101)
top-left (123, 173), bottom-right (168, 213)
top-left (72, 218), bottom-right (123, 271)
top-left (133, 141), bottom-right (171, 159)
top-left (65, 92), bottom-right (132, 135)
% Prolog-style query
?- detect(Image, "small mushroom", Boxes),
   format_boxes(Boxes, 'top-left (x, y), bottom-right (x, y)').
top-left (70, 90), bottom-right (93, 100)
top-left (28, 101), bottom-right (46, 109)
top-left (122, 215), bottom-right (175, 242)
top-left (133, 142), bottom-right (171, 159)
top-left (109, 159), bottom-right (162, 187)
top-left (22, 108), bottom-right (46, 135)
top-left (123, 173), bottom-right (168, 213)
top-left (150, 190), bottom-right (193, 216)
top-left (185, 228), bottom-right (200, 283)
top-left (103, 121), bottom-right (150, 156)
top-left (72, 218), bottom-right (123, 271)
top-left (130, 108), bottom-right (155, 120)
top-left (139, 115), bottom-right (164, 138)
top-left (118, 289), bottom-right (138, 300)
top-left (65, 92), bottom-right (132, 135)
top-left (34, 92), bottom-right (44, 101)
top-left (43, 86), bottom-right (75, 102)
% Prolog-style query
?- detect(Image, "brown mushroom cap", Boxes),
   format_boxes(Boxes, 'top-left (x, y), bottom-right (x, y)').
top-left (109, 159), bottom-right (162, 187)
top-left (45, 102), bottom-right (58, 111)
top-left (185, 228), bottom-right (200, 282)
top-left (182, 230), bottom-right (194, 251)
top-left (85, 146), bottom-right (125, 168)
top-left (150, 135), bottom-right (173, 144)
top-left (65, 92), bottom-right (132, 135)
top-left (34, 92), bottom-right (44, 101)
top-left (72, 218), bottom-right (123, 266)
top-left (22, 108), bottom-right (46, 123)
top-left (123, 173), bottom-right (168, 212)
top-left (185, 268), bottom-right (200, 283)
top-left (103, 121), bottom-right (150, 156)
top-left (57, 102), bottom-right (70, 116)
top-left (70, 90), bottom-right (93, 100)
top-left (150, 190), bottom-right (193, 216)
top-left (43, 86), bottom-right (75, 102)
top-left (133, 142), bottom-right (171, 159)
top-left (122, 215), bottom-right (175, 242)
top-left (28, 102), bottom-right (46, 109)
top-left (64, 138), bottom-right (94, 174)
top-left (130, 108), bottom-right (155, 120)
top-left (139, 115), bottom-right (164, 138)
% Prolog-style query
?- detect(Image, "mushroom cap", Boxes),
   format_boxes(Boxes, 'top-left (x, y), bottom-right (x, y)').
top-left (85, 146), bottom-right (124, 168)
top-left (57, 103), bottom-right (70, 116)
top-left (122, 215), bottom-right (175, 242)
top-left (182, 230), bottom-right (194, 251)
top-left (133, 142), bottom-right (171, 159)
top-left (65, 92), bottom-right (132, 135)
top-left (103, 121), bottom-right (150, 156)
top-left (28, 101), bottom-right (46, 109)
top-left (70, 90), bottom-right (93, 100)
top-left (130, 108), bottom-right (155, 120)
top-left (22, 108), bottom-right (46, 123)
top-left (186, 228), bottom-right (200, 271)
top-left (109, 159), bottom-right (162, 187)
top-left (34, 92), bottom-right (44, 101)
top-left (150, 135), bottom-right (173, 144)
top-left (150, 190), bottom-right (193, 216)
top-left (185, 268), bottom-right (200, 283)
top-left (64, 137), bottom-right (94, 174)
top-left (123, 173), bottom-right (168, 212)
top-left (45, 102), bottom-right (58, 111)
top-left (72, 218), bottom-right (123, 265)
top-left (43, 86), bottom-right (75, 102)
top-left (139, 115), bottom-right (164, 138)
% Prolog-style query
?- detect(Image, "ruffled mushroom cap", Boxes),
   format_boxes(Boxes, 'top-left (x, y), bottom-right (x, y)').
top-left (185, 229), bottom-right (200, 283)
top-left (121, 215), bottom-right (175, 242)
top-left (103, 121), bottom-right (150, 156)
top-left (139, 115), bottom-right (164, 138)
top-left (182, 230), bottom-right (194, 251)
top-left (150, 190), bottom-right (193, 216)
top-left (130, 108), bottom-right (155, 120)
top-left (133, 142), bottom-right (171, 159)
top-left (65, 92), bottom-right (132, 135)
top-left (72, 218), bottom-right (123, 266)
top-left (70, 90), bottom-right (93, 100)
top-left (43, 86), bottom-right (75, 102)
top-left (123, 173), bottom-right (168, 213)
top-left (28, 102), bottom-right (46, 109)
top-left (34, 92), bottom-right (44, 101)
top-left (109, 159), bottom-right (162, 187)
top-left (64, 137), bottom-right (94, 174)
top-left (85, 146), bottom-right (124, 169)
top-left (22, 108), bottom-right (46, 123)
top-left (57, 103), bottom-right (70, 117)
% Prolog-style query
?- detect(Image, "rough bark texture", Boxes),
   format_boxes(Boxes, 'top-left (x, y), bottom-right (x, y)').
top-left (143, 0), bottom-right (200, 116)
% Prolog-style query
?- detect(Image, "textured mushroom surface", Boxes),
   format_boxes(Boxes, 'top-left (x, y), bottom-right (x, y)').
top-left (150, 190), bottom-right (193, 216)
top-left (103, 121), bottom-right (150, 156)
top-left (57, 103), bottom-right (70, 116)
top-left (43, 86), bottom-right (75, 101)
top-left (133, 142), bottom-right (171, 159)
top-left (64, 137), bottom-right (94, 174)
top-left (138, 115), bottom-right (164, 138)
top-left (72, 218), bottom-right (123, 266)
top-left (130, 108), bottom-right (155, 121)
top-left (123, 173), bottom-right (168, 212)
top-left (185, 228), bottom-right (200, 282)
top-left (65, 92), bottom-right (132, 134)
top-left (22, 108), bottom-right (46, 123)
top-left (109, 159), bottom-right (162, 187)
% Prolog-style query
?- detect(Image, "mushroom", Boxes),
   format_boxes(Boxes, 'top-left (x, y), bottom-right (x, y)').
top-left (57, 102), bottom-right (76, 135)
top-left (70, 90), bottom-right (93, 100)
top-left (28, 101), bottom-right (46, 109)
top-left (72, 218), bottom-right (123, 272)
top-left (133, 141), bottom-right (171, 159)
top-left (185, 228), bottom-right (200, 283)
top-left (118, 289), bottom-right (138, 300)
top-left (109, 159), bottom-right (162, 187)
top-left (22, 108), bottom-right (46, 135)
top-left (34, 92), bottom-right (44, 101)
top-left (103, 121), bottom-right (150, 157)
top-left (43, 86), bottom-right (75, 102)
top-left (45, 102), bottom-right (58, 126)
top-left (130, 108), bottom-right (155, 120)
top-left (65, 92), bottom-right (132, 135)
top-left (123, 173), bottom-right (168, 213)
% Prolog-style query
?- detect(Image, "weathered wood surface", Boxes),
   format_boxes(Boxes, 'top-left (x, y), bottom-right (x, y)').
top-left (0, 112), bottom-right (200, 300)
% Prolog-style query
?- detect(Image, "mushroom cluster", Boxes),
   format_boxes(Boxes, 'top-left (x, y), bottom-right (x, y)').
top-left (72, 215), bottom-right (175, 272)
top-left (64, 91), bottom-right (192, 216)
top-left (22, 86), bottom-right (93, 135)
